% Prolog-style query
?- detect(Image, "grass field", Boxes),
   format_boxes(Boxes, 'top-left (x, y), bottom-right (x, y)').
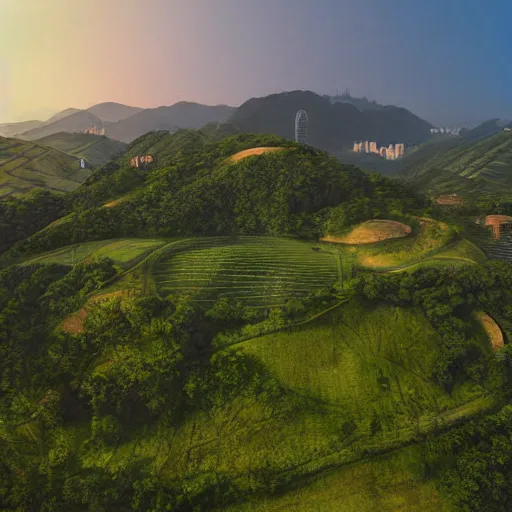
top-left (322, 220), bottom-right (412, 245)
top-left (153, 237), bottom-right (339, 307)
top-left (22, 238), bottom-right (165, 267)
top-left (220, 445), bottom-right (453, 512)
top-left (0, 136), bottom-right (90, 196)
top-left (228, 146), bottom-right (289, 163)
top-left (237, 300), bottom-right (489, 425)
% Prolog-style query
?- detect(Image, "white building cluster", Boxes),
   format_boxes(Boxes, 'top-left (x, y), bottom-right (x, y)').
top-left (353, 141), bottom-right (405, 160)
top-left (430, 127), bottom-right (461, 135)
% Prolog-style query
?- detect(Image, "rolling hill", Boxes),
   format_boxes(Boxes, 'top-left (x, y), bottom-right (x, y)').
top-left (398, 131), bottom-right (512, 197)
top-left (2, 127), bottom-right (512, 511)
top-left (35, 132), bottom-right (127, 167)
top-left (3, 131), bottom-right (428, 261)
top-left (0, 136), bottom-right (91, 197)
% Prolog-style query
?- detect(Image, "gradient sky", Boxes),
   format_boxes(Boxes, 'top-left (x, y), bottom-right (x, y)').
top-left (1, 0), bottom-right (511, 125)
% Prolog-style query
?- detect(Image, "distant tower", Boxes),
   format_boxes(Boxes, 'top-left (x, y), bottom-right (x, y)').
top-left (295, 109), bottom-right (308, 144)
top-left (79, 158), bottom-right (86, 169)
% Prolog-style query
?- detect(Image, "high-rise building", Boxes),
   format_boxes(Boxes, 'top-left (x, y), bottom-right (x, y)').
top-left (295, 110), bottom-right (308, 144)
top-left (364, 141), bottom-right (369, 153)
top-left (380, 147), bottom-right (387, 157)
top-left (369, 141), bottom-right (378, 153)
top-left (386, 145), bottom-right (395, 160)
top-left (395, 143), bottom-right (405, 158)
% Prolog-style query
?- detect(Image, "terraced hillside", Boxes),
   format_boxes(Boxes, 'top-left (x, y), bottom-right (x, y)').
top-left (153, 237), bottom-right (339, 307)
top-left (36, 132), bottom-right (127, 167)
top-left (0, 136), bottom-right (91, 196)
top-left (400, 131), bottom-right (512, 196)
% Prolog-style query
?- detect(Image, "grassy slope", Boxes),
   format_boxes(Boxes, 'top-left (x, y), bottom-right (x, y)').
top-left (21, 238), bottom-right (166, 268)
top-left (220, 445), bottom-right (453, 512)
top-left (388, 238), bottom-right (487, 273)
top-left (84, 300), bottom-right (493, 510)
top-left (36, 132), bottom-right (127, 167)
top-left (237, 300), bottom-right (491, 422)
top-left (400, 132), bottom-right (512, 196)
top-left (0, 136), bottom-right (90, 196)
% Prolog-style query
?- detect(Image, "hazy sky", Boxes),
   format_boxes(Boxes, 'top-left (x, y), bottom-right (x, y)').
top-left (1, 0), bottom-right (511, 125)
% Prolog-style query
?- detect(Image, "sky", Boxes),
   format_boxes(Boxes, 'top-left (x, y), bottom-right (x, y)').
top-left (1, 0), bottom-right (511, 125)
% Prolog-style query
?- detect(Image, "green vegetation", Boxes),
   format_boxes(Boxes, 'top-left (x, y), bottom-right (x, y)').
top-left (399, 131), bottom-right (512, 198)
top-left (1, 258), bottom-right (511, 511)
top-left (2, 128), bottom-right (512, 511)
top-left (322, 217), bottom-right (455, 270)
top-left (154, 236), bottom-right (338, 307)
top-left (0, 136), bottom-right (90, 197)
top-left (239, 299), bottom-right (490, 425)
top-left (1, 133), bottom-right (428, 265)
top-left (21, 238), bottom-right (165, 268)
top-left (0, 189), bottom-right (65, 255)
top-left (220, 445), bottom-right (453, 512)
top-left (36, 132), bottom-right (127, 167)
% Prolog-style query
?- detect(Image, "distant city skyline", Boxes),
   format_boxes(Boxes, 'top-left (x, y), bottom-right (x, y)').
top-left (2, 0), bottom-right (511, 126)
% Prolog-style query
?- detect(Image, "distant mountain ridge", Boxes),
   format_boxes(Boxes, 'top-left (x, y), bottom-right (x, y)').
top-left (104, 102), bottom-right (236, 143)
top-left (6, 91), bottom-right (433, 146)
top-left (225, 90), bottom-right (433, 152)
top-left (20, 111), bottom-right (106, 141)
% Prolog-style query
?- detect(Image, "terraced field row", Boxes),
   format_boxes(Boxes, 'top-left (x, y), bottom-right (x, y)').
top-left (153, 237), bottom-right (339, 307)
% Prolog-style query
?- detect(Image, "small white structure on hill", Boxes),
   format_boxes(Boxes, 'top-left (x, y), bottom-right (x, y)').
top-left (79, 158), bottom-right (86, 169)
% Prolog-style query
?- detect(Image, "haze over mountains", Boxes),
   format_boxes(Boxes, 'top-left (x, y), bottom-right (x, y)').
top-left (1, 91), bottom-right (435, 153)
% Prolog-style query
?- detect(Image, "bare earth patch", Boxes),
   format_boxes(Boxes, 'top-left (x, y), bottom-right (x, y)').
top-left (474, 311), bottom-right (504, 351)
top-left (103, 198), bottom-right (124, 208)
top-left (435, 194), bottom-right (464, 206)
top-left (60, 290), bottom-right (133, 334)
top-left (61, 309), bottom-right (87, 335)
top-left (321, 220), bottom-right (412, 245)
top-left (228, 146), bottom-right (288, 163)
top-left (484, 215), bottom-right (512, 239)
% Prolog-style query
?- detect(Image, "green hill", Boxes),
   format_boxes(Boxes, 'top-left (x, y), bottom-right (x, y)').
top-left (2, 131), bottom-right (428, 263)
top-left (2, 129), bottom-right (512, 511)
top-left (0, 136), bottom-right (91, 197)
top-left (36, 132), bottom-right (127, 167)
top-left (399, 131), bottom-right (512, 197)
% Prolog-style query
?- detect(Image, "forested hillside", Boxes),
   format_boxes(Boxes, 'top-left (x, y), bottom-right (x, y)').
top-left (1, 131), bottom-right (428, 264)
top-left (2, 128), bottom-right (512, 512)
